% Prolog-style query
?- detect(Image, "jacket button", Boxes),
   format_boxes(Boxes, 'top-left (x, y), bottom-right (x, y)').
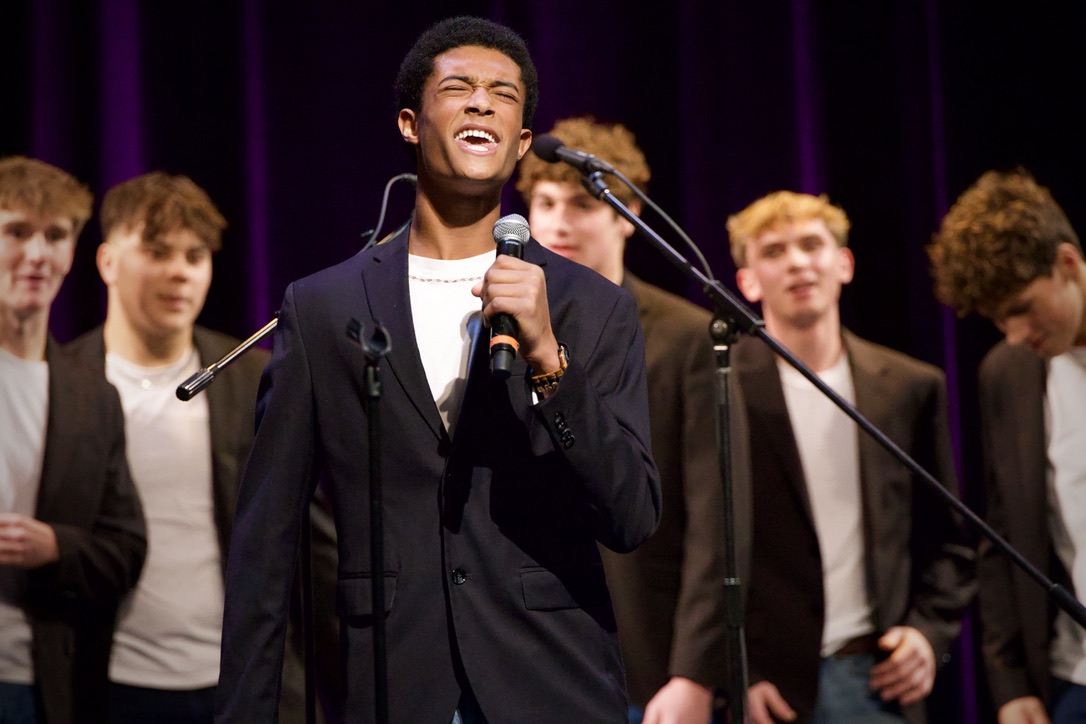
top-left (451, 568), bottom-right (468, 585)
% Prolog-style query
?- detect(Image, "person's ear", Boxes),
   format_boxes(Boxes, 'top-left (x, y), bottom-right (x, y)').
top-left (96, 242), bottom-right (116, 285)
top-left (1055, 242), bottom-right (1084, 281)
top-left (398, 109), bottom-right (419, 146)
top-left (517, 129), bottom-right (533, 160)
top-left (836, 246), bottom-right (855, 285)
top-left (736, 267), bottom-right (762, 303)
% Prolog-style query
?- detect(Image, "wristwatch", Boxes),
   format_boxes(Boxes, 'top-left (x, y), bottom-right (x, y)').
top-left (528, 342), bottom-right (569, 395)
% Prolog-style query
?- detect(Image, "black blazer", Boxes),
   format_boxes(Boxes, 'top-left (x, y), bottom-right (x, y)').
top-left (734, 332), bottom-right (975, 724)
top-left (216, 230), bottom-right (661, 723)
top-left (27, 339), bottom-right (146, 723)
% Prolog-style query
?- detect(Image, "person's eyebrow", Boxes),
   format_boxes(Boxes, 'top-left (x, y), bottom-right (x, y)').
top-left (440, 74), bottom-right (520, 94)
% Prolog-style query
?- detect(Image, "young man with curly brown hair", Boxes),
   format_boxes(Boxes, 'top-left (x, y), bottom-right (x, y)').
top-left (929, 169), bottom-right (1086, 724)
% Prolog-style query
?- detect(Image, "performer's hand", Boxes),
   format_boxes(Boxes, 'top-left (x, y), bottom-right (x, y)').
top-left (0, 513), bottom-right (60, 568)
top-left (997, 696), bottom-right (1050, 724)
top-left (642, 676), bottom-right (713, 724)
top-left (748, 680), bottom-right (796, 723)
top-left (473, 254), bottom-right (560, 375)
top-left (869, 626), bottom-right (935, 706)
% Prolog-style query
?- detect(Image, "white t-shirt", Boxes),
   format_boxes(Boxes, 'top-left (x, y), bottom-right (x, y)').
top-left (106, 349), bottom-right (223, 690)
top-left (1046, 347), bottom-right (1086, 685)
top-left (408, 250), bottom-right (494, 437)
top-left (0, 346), bottom-right (48, 684)
top-left (779, 354), bottom-right (873, 656)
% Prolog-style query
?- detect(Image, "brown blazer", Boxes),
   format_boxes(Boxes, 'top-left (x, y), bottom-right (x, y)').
top-left (734, 331), bottom-right (975, 723)
top-left (65, 326), bottom-right (340, 723)
top-left (26, 339), bottom-right (147, 723)
top-left (599, 274), bottom-right (751, 709)
top-left (66, 326), bottom-right (268, 577)
top-left (976, 341), bottom-right (1059, 710)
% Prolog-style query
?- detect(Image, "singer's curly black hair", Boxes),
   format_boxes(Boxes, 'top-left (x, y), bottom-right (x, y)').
top-left (394, 16), bottom-right (538, 130)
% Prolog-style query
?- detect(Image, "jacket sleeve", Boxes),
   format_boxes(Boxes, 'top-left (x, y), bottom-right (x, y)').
top-left (903, 372), bottom-right (977, 663)
top-left (527, 290), bottom-right (661, 554)
top-left (667, 326), bottom-right (729, 690)
top-left (30, 376), bottom-right (146, 603)
top-left (216, 284), bottom-right (320, 723)
top-left (975, 357), bottom-right (1035, 708)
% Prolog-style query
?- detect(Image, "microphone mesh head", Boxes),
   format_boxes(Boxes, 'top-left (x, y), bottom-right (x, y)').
top-left (493, 213), bottom-right (530, 243)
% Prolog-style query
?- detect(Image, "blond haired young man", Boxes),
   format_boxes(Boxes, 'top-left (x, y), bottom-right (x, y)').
top-left (728, 191), bottom-right (973, 723)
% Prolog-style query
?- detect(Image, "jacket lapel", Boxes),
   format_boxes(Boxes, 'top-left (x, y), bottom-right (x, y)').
top-left (192, 328), bottom-right (239, 571)
top-left (737, 338), bottom-right (816, 525)
top-left (361, 230), bottom-right (444, 441)
top-left (844, 332), bottom-right (891, 565)
top-left (37, 339), bottom-right (83, 520)
top-left (1012, 355), bottom-right (1048, 540)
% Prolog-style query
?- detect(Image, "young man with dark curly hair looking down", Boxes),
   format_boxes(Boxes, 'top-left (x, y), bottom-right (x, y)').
top-left (929, 169), bottom-right (1086, 724)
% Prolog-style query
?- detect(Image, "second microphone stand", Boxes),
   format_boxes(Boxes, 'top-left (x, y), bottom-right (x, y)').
top-left (578, 169), bottom-right (1086, 724)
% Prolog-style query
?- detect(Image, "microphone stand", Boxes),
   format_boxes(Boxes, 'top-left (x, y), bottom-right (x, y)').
top-left (577, 170), bottom-right (1086, 722)
top-left (176, 317), bottom-right (278, 401)
top-left (708, 315), bottom-right (751, 724)
top-left (347, 318), bottom-right (393, 724)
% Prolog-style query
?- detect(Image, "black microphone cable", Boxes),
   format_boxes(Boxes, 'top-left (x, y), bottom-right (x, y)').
top-left (360, 172), bottom-right (418, 252)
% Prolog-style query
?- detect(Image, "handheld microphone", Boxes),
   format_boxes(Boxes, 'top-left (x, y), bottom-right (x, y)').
top-left (490, 213), bottom-right (530, 378)
top-left (531, 134), bottom-right (616, 174)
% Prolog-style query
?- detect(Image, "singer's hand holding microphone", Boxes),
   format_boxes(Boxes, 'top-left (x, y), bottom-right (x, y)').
top-left (474, 135), bottom-right (602, 386)
top-left (472, 213), bottom-right (562, 383)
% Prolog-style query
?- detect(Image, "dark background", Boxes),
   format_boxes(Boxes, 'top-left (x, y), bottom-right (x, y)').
top-left (7, 2), bottom-right (1086, 720)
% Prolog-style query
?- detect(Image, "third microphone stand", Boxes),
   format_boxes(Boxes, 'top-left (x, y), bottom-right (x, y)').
top-left (577, 169), bottom-right (1086, 724)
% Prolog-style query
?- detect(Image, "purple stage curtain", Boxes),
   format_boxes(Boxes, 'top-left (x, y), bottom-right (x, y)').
top-left (6, 3), bottom-right (1086, 721)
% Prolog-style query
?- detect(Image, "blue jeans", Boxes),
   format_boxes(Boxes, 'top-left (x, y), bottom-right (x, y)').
top-left (0, 683), bottom-right (36, 724)
top-left (812, 654), bottom-right (904, 723)
top-left (1051, 678), bottom-right (1086, 724)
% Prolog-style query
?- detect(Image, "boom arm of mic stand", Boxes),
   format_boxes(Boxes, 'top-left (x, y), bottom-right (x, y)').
top-left (581, 166), bottom-right (1086, 624)
top-left (176, 316), bottom-right (279, 401)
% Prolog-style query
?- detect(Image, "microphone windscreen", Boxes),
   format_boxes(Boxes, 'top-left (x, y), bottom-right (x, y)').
top-left (531, 134), bottom-right (564, 164)
top-left (493, 213), bottom-right (530, 243)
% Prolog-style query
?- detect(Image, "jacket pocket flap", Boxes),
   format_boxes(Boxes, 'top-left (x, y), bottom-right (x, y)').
top-left (336, 574), bottom-right (397, 617)
top-left (520, 565), bottom-right (608, 611)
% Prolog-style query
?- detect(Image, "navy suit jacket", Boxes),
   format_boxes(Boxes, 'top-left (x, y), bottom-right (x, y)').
top-left (216, 230), bottom-right (661, 723)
